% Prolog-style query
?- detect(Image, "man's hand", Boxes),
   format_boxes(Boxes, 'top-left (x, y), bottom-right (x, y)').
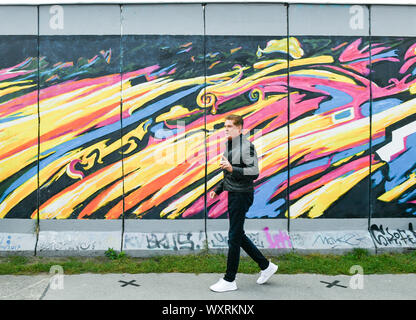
top-left (220, 155), bottom-right (233, 173)
top-left (209, 190), bottom-right (217, 199)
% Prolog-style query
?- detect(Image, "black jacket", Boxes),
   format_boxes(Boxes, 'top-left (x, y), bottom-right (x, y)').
top-left (214, 134), bottom-right (259, 194)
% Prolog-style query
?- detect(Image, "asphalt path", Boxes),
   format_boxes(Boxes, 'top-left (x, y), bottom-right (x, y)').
top-left (0, 272), bottom-right (415, 301)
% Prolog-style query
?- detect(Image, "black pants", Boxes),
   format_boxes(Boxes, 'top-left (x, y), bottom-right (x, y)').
top-left (224, 191), bottom-right (269, 282)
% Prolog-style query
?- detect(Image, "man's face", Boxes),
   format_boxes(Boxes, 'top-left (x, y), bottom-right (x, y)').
top-left (224, 120), bottom-right (242, 140)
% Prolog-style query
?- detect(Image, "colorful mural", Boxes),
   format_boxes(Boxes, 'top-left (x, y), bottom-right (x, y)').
top-left (204, 36), bottom-right (289, 219)
top-left (0, 32), bottom-right (415, 219)
top-left (37, 36), bottom-right (122, 220)
top-left (288, 36), bottom-right (372, 219)
top-left (119, 35), bottom-right (206, 220)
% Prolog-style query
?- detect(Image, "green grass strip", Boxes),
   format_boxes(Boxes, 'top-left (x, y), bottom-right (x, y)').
top-left (0, 249), bottom-right (415, 275)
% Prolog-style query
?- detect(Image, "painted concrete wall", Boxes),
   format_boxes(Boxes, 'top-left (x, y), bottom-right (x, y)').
top-left (0, 3), bottom-right (415, 256)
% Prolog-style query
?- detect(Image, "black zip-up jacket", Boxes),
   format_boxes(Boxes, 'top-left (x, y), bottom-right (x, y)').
top-left (214, 133), bottom-right (259, 194)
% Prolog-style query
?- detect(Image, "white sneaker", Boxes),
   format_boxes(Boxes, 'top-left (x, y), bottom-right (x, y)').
top-left (257, 262), bottom-right (278, 284)
top-left (209, 278), bottom-right (238, 292)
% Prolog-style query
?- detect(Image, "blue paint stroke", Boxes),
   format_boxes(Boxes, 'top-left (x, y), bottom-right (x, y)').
top-left (314, 85), bottom-right (353, 114)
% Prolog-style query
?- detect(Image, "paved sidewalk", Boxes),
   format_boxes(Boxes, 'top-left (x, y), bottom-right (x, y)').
top-left (0, 273), bottom-right (415, 300)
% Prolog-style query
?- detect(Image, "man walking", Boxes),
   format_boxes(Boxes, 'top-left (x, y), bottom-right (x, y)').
top-left (209, 114), bottom-right (278, 293)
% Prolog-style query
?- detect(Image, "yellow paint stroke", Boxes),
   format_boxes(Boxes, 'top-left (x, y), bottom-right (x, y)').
top-left (289, 116), bottom-right (370, 166)
top-left (253, 59), bottom-right (286, 69)
top-left (0, 80), bottom-right (34, 89)
top-left (290, 104), bottom-right (335, 138)
top-left (410, 83), bottom-right (416, 94)
top-left (378, 172), bottom-right (416, 202)
top-left (372, 97), bottom-right (416, 137)
top-left (333, 155), bottom-right (354, 167)
top-left (287, 162), bottom-right (384, 219)
top-left (332, 150), bottom-right (365, 168)
top-left (0, 84), bottom-right (36, 98)
top-left (122, 78), bottom-right (174, 114)
top-left (290, 69), bottom-right (357, 85)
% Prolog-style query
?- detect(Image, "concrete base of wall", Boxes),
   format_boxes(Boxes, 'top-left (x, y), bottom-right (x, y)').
top-left (290, 230), bottom-right (376, 255)
top-left (0, 218), bottom-right (415, 256)
top-left (0, 220), bottom-right (37, 256)
top-left (0, 233), bottom-right (37, 257)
